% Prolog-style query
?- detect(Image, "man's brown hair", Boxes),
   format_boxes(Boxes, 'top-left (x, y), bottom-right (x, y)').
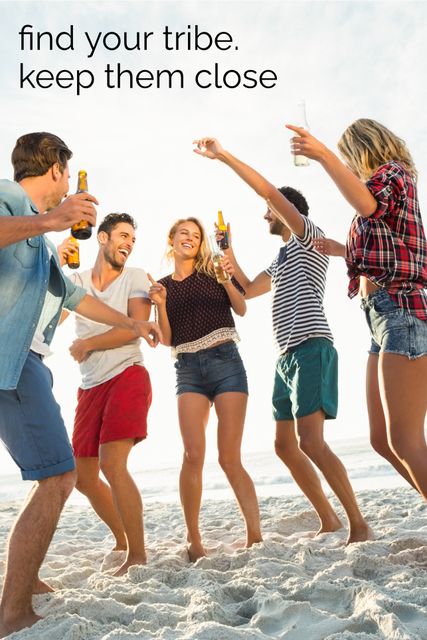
top-left (11, 132), bottom-right (72, 182)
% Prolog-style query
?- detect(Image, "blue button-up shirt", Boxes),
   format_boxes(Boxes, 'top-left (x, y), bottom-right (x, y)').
top-left (0, 179), bottom-right (86, 390)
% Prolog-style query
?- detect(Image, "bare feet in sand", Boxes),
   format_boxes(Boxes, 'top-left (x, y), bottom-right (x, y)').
top-left (0, 611), bottom-right (42, 639)
top-left (187, 542), bottom-right (207, 563)
top-left (316, 514), bottom-right (344, 537)
top-left (113, 553), bottom-right (147, 577)
top-left (346, 523), bottom-right (374, 545)
top-left (33, 578), bottom-right (54, 595)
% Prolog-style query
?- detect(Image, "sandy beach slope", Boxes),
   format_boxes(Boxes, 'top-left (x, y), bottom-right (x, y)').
top-left (1, 487), bottom-right (426, 639)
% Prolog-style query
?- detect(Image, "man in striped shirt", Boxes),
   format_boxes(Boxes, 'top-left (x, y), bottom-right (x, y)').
top-left (194, 136), bottom-right (371, 544)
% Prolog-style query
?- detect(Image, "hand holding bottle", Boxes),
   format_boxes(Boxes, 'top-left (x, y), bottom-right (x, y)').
top-left (57, 236), bottom-right (80, 268)
top-left (44, 192), bottom-right (98, 234)
top-left (286, 125), bottom-right (330, 163)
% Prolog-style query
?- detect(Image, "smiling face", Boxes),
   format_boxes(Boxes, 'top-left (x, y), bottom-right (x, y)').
top-left (100, 222), bottom-right (136, 269)
top-left (170, 220), bottom-right (202, 261)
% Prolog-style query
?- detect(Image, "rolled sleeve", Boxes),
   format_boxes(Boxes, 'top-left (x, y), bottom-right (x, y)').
top-left (63, 275), bottom-right (87, 311)
top-left (366, 162), bottom-right (406, 219)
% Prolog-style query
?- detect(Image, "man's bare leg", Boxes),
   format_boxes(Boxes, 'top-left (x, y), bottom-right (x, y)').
top-left (296, 411), bottom-right (371, 544)
top-left (99, 440), bottom-right (146, 576)
top-left (275, 420), bottom-right (343, 534)
top-left (0, 470), bottom-right (76, 638)
top-left (75, 457), bottom-right (127, 550)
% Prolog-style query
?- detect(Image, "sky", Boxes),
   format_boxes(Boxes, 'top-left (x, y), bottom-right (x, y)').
top-left (1, 0), bottom-right (426, 480)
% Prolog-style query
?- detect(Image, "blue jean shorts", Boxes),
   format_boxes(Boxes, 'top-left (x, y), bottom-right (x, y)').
top-left (174, 342), bottom-right (248, 401)
top-left (0, 351), bottom-right (75, 480)
top-left (361, 289), bottom-right (427, 360)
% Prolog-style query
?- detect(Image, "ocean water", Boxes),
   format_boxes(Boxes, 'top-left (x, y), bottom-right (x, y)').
top-left (0, 436), bottom-right (407, 505)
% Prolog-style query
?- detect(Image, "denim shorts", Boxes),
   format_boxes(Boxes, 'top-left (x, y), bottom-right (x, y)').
top-left (361, 289), bottom-right (427, 359)
top-left (0, 351), bottom-right (75, 481)
top-left (174, 342), bottom-right (248, 401)
top-left (272, 337), bottom-right (338, 421)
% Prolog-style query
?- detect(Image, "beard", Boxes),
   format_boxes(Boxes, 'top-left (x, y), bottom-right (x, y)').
top-left (269, 220), bottom-right (284, 236)
top-left (104, 247), bottom-right (125, 270)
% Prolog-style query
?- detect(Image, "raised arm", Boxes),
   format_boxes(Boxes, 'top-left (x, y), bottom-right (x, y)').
top-left (220, 224), bottom-right (271, 299)
top-left (69, 298), bottom-right (152, 363)
top-left (193, 138), bottom-right (305, 236)
top-left (0, 192), bottom-right (98, 249)
top-left (220, 255), bottom-right (246, 316)
top-left (285, 125), bottom-right (378, 218)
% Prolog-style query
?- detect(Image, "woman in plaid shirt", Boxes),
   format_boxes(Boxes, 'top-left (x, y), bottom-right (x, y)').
top-left (286, 119), bottom-right (427, 501)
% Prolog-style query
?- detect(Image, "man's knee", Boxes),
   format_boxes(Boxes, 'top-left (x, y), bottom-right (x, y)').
top-left (40, 469), bottom-right (77, 500)
top-left (298, 434), bottom-right (324, 462)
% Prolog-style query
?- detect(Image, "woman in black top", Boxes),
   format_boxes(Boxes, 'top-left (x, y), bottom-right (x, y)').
top-left (149, 217), bottom-right (262, 561)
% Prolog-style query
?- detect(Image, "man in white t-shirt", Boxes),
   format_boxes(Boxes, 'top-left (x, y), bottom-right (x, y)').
top-left (60, 213), bottom-right (152, 576)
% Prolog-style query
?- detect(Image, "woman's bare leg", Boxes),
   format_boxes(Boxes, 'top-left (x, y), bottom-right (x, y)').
top-left (178, 393), bottom-right (210, 562)
top-left (215, 392), bottom-right (262, 547)
top-left (379, 353), bottom-right (427, 498)
top-left (366, 354), bottom-right (418, 490)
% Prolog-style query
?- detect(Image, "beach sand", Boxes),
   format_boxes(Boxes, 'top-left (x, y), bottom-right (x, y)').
top-left (1, 487), bottom-right (427, 639)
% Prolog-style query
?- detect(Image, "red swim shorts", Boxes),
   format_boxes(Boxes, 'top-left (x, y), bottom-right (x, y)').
top-left (72, 365), bottom-right (152, 457)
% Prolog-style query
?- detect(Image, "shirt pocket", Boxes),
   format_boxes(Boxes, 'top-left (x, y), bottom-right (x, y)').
top-left (14, 237), bottom-right (41, 268)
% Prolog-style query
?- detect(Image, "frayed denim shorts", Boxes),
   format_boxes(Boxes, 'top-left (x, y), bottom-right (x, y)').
top-left (174, 341), bottom-right (248, 401)
top-left (360, 289), bottom-right (427, 360)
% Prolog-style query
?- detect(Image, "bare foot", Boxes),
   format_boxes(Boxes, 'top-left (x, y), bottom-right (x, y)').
top-left (316, 515), bottom-right (344, 536)
top-left (112, 553), bottom-right (147, 577)
top-left (346, 523), bottom-right (374, 545)
top-left (187, 543), bottom-right (207, 563)
top-left (245, 535), bottom-right (263, 548)
top-left (0, 611), bottom-right (42, 638)
top-left (112, 545), bottom-right (127, 551)
top-left (33, 578), bottom-right (54, 594)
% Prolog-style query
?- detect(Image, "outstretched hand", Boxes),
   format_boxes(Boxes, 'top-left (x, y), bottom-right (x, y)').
top-left (285, 125), bottom-right (329, 162)
top-left (312, 237), bottom-right (346, 257)
top-left (193, 137), bottom-right (224, 160)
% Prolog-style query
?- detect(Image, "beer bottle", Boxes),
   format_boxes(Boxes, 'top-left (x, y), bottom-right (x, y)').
top-left (71, 170), bottom-right (92, 239)
top-left (217, 210), bottom-right (229, 250)
top-left (66, 236), bottom-right (80, 269)
top-left (208, 234), bottom-right (231, 284)
top-left (293, 100), bottom-right (310, 167)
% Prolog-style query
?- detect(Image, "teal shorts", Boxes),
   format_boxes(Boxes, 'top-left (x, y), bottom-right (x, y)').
top-left (272, 337), bottom-right (338, 421)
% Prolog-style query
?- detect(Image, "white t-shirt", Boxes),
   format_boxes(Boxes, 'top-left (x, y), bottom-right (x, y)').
top-left (72, 268), bottom-right (151, 389)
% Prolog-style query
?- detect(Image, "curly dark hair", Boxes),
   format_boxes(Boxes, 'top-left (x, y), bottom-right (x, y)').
top-left (98, 213), bottom-right (137, 236)
top-left (278, 186), bottom-right (309, 217)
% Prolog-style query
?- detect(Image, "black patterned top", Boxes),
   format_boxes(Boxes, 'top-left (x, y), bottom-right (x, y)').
top-left (158, 271), bottom-right (243, 353)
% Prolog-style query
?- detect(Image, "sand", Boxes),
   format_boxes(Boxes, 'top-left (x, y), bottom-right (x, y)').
top-left (1, 487), bottom-right (427, 639)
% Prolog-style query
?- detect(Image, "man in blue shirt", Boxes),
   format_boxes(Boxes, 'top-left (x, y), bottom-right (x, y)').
top-left (0, 132), bottom-right (161, 638)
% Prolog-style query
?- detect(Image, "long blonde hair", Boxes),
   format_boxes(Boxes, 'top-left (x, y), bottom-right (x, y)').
top-left (166, 217), bottom-right (214, 277)
top-left (338, 118), bottom-right (417, 181)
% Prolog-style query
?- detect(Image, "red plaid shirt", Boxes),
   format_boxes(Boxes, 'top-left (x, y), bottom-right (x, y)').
top-left (346, 161), bottom-right (427, 320)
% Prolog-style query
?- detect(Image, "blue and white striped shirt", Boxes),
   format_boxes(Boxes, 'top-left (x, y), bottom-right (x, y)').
top-left (265, 217), bottom-right (333, 354)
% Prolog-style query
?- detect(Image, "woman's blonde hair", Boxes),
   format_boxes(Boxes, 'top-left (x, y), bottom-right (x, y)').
top-left (338, 118), bottom-right (417, 181)
top-left (166, 217), bottom-right (214, 276)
